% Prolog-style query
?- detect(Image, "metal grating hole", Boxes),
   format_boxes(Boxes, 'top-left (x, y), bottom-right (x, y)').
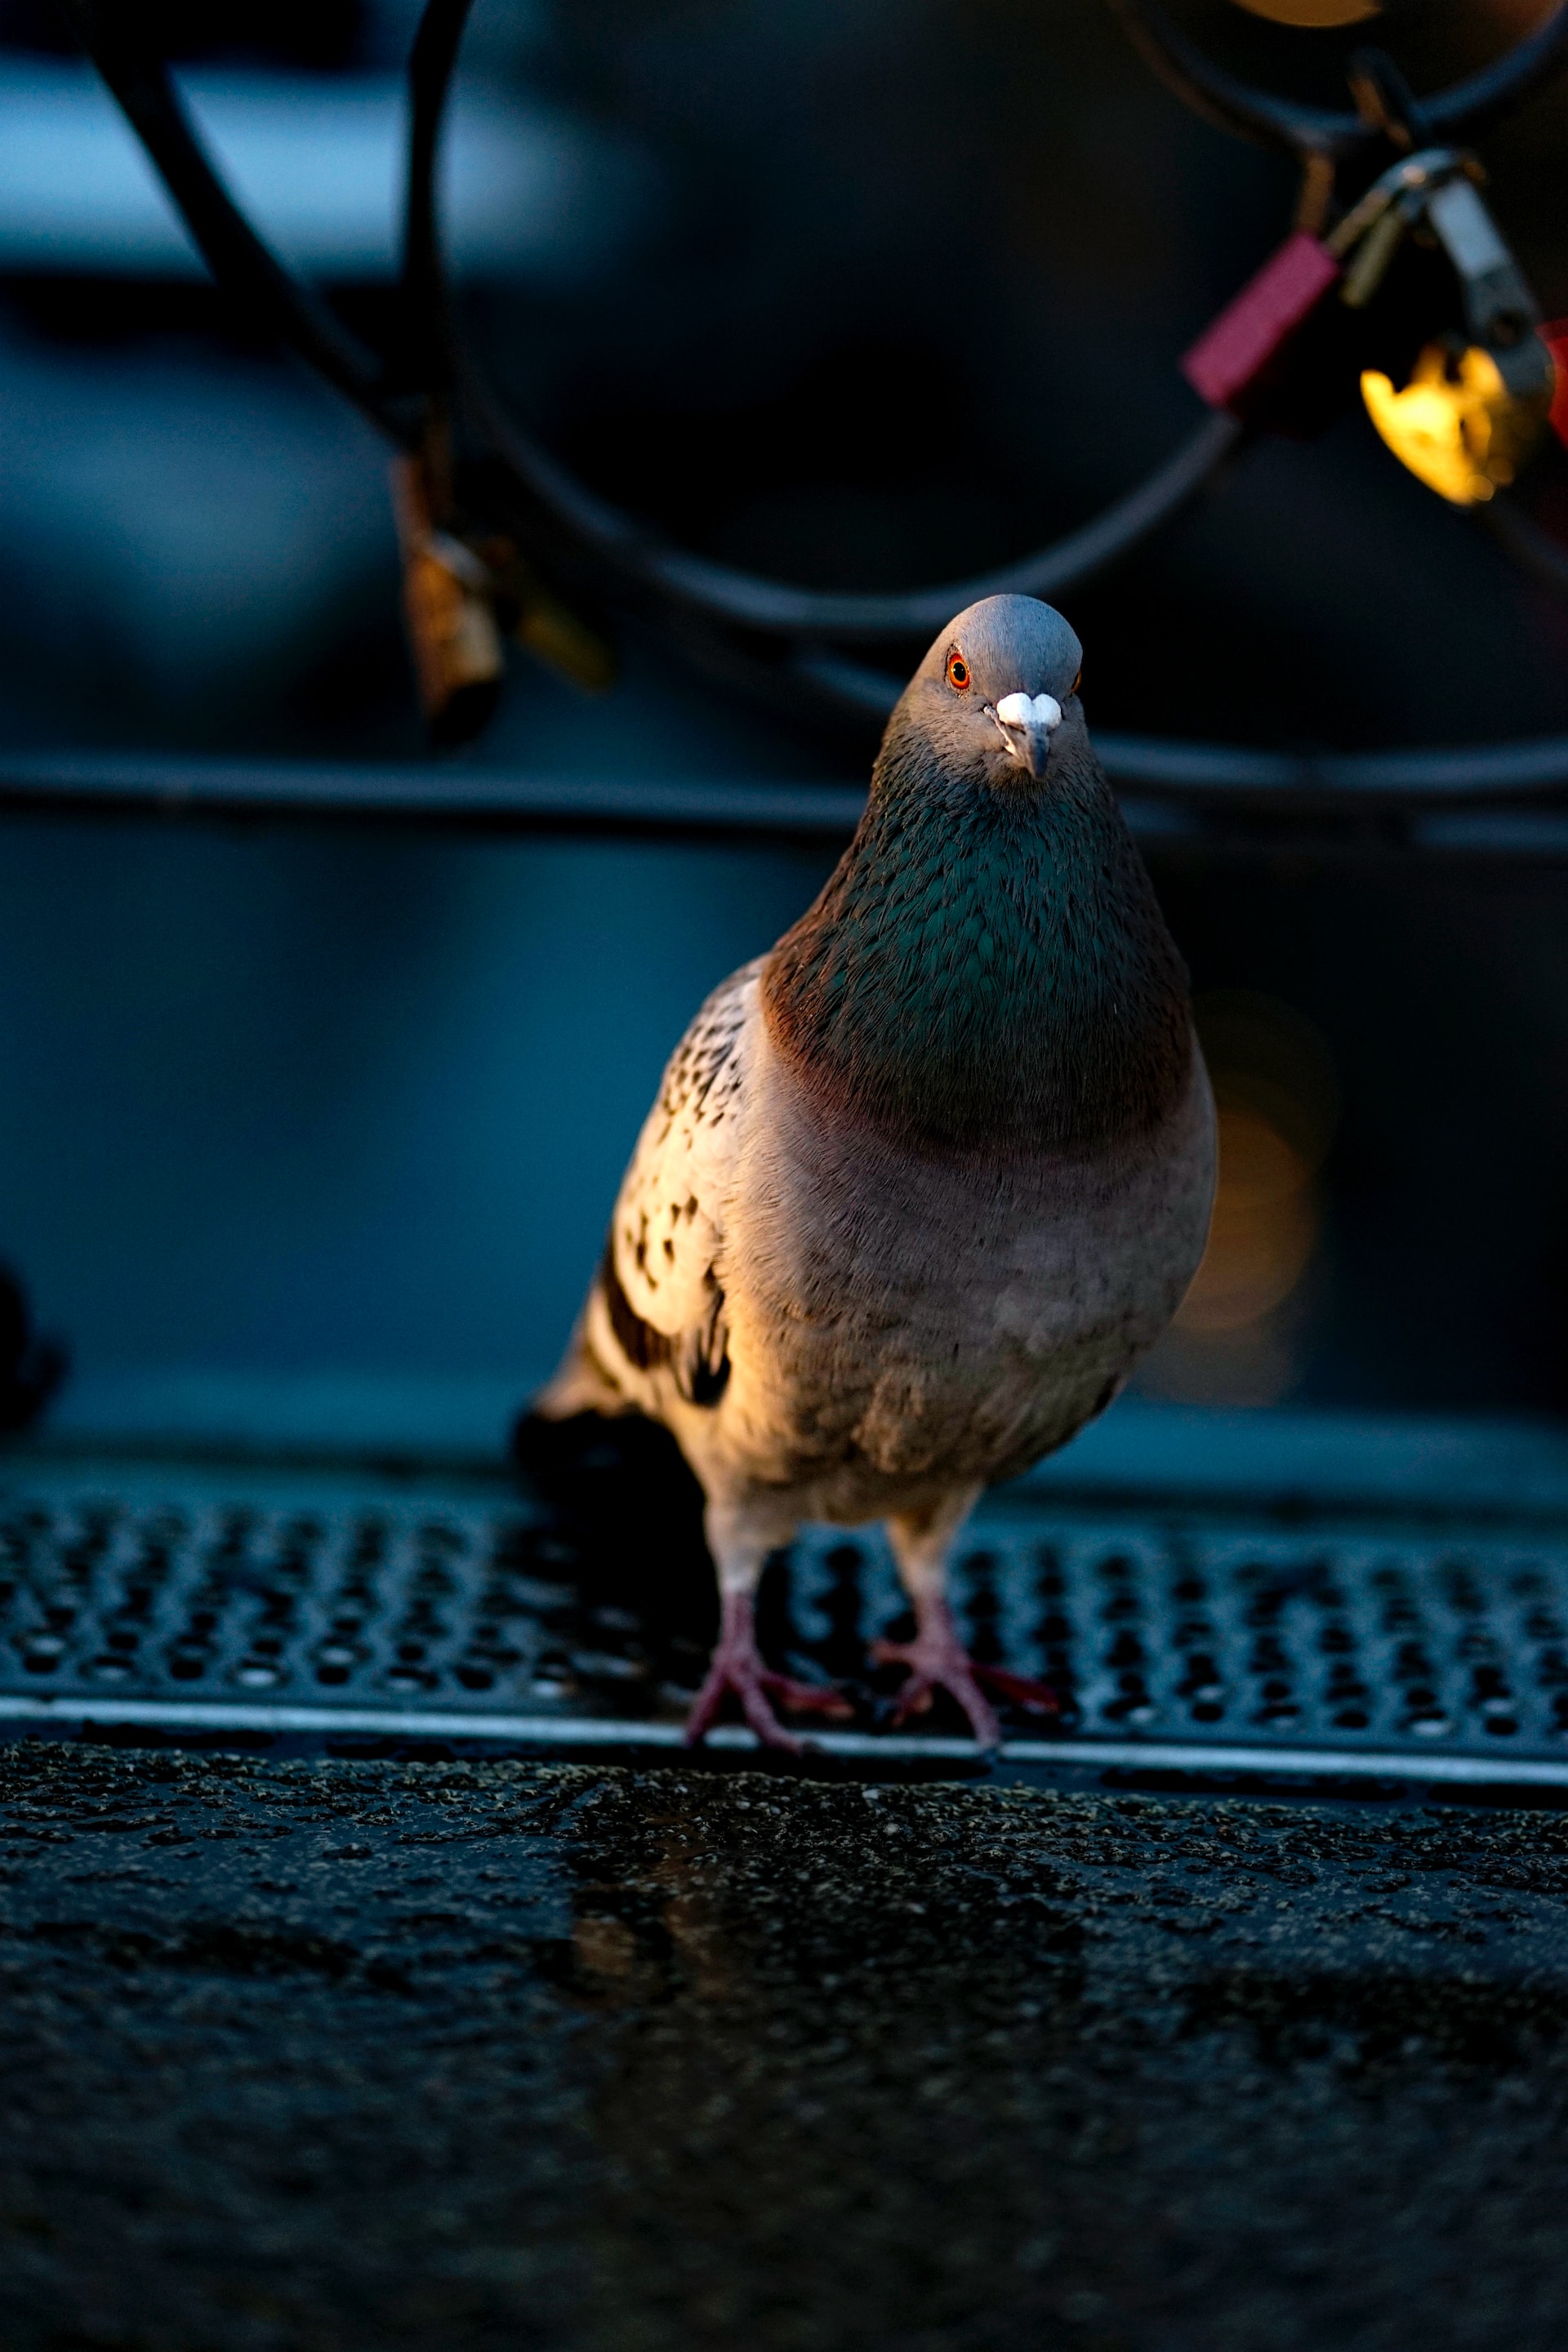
top-left (4, 1481), bottom-right (1568, 1775)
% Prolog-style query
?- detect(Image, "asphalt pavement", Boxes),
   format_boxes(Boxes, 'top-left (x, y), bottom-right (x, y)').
top-left (2, 1740), bottom-right (1567, 2352)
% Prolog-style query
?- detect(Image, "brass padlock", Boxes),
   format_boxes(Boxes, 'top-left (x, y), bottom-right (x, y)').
top-left (390, 456), bottom-right (506, 745)
top-left (1361, 336), bottom-right (1553, 506)
top-left (1359, 167), bottom-right (1556, 504)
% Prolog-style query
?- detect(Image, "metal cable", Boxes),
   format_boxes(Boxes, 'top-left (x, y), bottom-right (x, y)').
top-left (461, 371), bottom-right (1245, 643)
top-left (53, 0), bottom-right (415, 445)
top-left (399, 0), bottom-right (470, 396)
top-left (404, 0), bottom-right (1246, 643)
top-left (52, 0), bottom-right (1249, 662)
top-left (45, 0), bottom-right (1568, 799)
top-left (1101, 0), bottom-right (1568, 162)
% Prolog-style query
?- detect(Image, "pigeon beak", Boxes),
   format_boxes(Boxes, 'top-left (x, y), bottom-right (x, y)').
top-left (991, 691), bottom-right (1062, 779)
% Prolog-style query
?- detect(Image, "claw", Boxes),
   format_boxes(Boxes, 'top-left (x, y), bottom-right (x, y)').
top-left (972, 1663), bottom-right (1062, 1718)
top-left (684, 1592), bottom-right (854, 1751)
top-left (872, 1596), bottom-right (1010, 1750)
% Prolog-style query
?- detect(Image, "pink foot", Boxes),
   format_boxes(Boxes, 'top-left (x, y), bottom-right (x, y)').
top-left (873, 1597), bottom-right (1056, 1750)
top-left (971, 1664), bottom-right (1062, 1720)
top-left (684, 1592), bottom-right (855, 1752)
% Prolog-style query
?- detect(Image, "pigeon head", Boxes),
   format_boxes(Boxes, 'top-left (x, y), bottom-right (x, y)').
top-left (904, 595), bottom-right (1085, 783)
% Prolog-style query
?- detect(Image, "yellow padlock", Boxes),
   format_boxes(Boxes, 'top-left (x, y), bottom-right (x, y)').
top-left (1361, 337), bottom-right (1555, 506)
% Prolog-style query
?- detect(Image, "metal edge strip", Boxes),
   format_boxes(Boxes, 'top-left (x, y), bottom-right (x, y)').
top-left (5, 1694), bottom-right (1568, 1786)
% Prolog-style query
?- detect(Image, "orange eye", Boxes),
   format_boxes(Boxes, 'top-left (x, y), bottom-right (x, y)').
top-left (1071, 667), bottom-right (1082, 696)
top-left (946, 649), bottom-right (970, 691)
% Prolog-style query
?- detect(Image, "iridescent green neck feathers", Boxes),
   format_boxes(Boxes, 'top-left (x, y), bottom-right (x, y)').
top-left (763, 705), bottom-right (1192, 1155)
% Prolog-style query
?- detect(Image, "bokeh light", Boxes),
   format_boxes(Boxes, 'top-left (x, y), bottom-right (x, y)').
top-left (1138, 991), bottom-right (1339, 1405)
top-left (1227, 1), bottom-right (1380, 24)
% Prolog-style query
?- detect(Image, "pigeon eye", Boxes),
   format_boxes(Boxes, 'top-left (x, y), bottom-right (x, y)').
top-left (946, 650), bottom-right (971, 692)
top-left (1071, 667), bottom-right (1082, 696)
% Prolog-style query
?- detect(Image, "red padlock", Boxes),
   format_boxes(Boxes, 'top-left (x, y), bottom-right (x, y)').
top-left (1182, 230), bottom-right (1343, 418)
top-left (1543, 318), bottom-right (1568, 449)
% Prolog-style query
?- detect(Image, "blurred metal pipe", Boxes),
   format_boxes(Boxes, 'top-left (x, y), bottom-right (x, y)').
top-left (5, 749), bottom-right (1568, 853)
top-left (0, 61), bottom-right (630, 283)
top-left (0, 754), bottom-right (870, 841)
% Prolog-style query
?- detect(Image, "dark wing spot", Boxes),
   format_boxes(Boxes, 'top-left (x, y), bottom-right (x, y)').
top-left (680, 1348), bottom-right (730, 1409)
top-left (600, 1241), bottom-right (670, 1375)
top-left (598, 1241), bottom-right (730, 1408)
top-left (679, 1276), bottom-right (731, 1408)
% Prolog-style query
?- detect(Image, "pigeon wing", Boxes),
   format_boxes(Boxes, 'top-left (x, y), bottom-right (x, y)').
top-left (597, 959), bottom-right (759, 1408)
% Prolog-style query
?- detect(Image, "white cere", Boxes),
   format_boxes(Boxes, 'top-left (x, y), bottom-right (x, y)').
top-left (996, 691), bottom-right (1063, 730)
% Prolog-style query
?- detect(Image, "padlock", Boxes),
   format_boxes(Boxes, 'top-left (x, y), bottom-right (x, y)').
top-left (1334, 149), bottom-right (1504, 314)
top-left (1426, 177), bottom-right (1535, 347)
top-left (1339, 194), bottom-right (1417, 311)
top-left (1361, 339), bottom-right (1548, 506)
top-left (1180, 149), bottom-right (1458, 425)
top-left (1181, 230), bottom-right (1343, 417)
top-left (1542, 318), bottom-right (1568, 448)
top-left (1358, 169), bottom-right (1554, 504)
top-left (390, 455), bottom-right (506, 746)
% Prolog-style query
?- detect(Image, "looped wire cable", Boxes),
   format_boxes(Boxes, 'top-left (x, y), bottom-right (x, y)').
top-left (1100, 0), bottom-right (1568, 163)
top-left (51, 0), bottom-right (417, 443)
top-left (407, 0), bottom-right (1245, 645)
top-left (462, 368), bottom-right (1245, 643)
top-left (38, 0), bottom-right (1568, 800)
top-left (50, 0), bottom-right (1248, 666)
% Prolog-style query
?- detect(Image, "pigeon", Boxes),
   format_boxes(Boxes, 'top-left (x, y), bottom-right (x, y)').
top-left (534, 595), bottom-right (1216, 1748)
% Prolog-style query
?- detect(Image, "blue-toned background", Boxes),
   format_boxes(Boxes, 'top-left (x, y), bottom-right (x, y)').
top-left (2, 0), bottom-right (1567, 1453)
top-left (0, 811), bottom-right (834, 1443)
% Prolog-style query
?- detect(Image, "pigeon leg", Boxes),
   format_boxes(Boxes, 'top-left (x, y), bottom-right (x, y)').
top-left (875, 1490), bottom-right (1059, 1748)
top-left (874, 1489), bottom-right (999, 1746)
top-left (684, 1503), bottom-right (853, 1752)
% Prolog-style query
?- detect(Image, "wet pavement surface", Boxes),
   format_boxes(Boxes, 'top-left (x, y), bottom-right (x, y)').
top-left (3, 1744), bottom-right (1568, 2351)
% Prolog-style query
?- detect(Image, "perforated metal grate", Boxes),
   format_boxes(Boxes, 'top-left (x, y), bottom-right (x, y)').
top-left (4, 1477), bottom-right (1568, 1782)
top-left (790, 1522), bottom-right (1568, 1752)
top-left (0, 1492), bottom-right (572, 1712)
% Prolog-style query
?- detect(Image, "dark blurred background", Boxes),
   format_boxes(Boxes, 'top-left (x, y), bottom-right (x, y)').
top-left (2, 0), bottom-right (1568, 1451)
